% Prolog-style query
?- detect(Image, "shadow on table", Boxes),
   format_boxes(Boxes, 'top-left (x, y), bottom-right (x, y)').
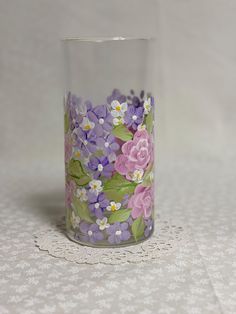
top-left (25, 189), bottom-right (65, 228)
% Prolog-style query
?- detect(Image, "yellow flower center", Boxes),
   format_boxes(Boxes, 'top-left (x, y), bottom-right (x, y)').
top-left (75, 151), bottom-right (81, 158)
top-left (84, 124), bottom-right (91, 130)
top-left (93, 184), bottom-right (97, 190)
top-left (115, 105), bottom-right (121, 111)
top-left (137, 173), bottom-right (142, 180)
top-left (111, 204), bottom-right (117, 211)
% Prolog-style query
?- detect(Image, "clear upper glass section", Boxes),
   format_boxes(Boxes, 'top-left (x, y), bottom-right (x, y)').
top-left (62, 37), bottom-right (155, 104)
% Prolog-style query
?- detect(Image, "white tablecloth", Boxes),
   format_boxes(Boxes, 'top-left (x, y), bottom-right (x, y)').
top-left (1, 157), bottom-right (235, 314)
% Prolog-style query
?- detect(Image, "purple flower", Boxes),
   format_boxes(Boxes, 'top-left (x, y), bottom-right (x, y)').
top-left (88, 156), bottom-right (114, 179)
top-left (126, 90), bottom-right (146, 109)
top-left (96, 134), bottom-right (120, 156)
top-left (106, 222), bottom-right (131, 244)
top-left (87, 105), bottom-right (113, 136)
top-left (107, 89), bottom-right (126, 105)
top-left (76, 222), bottom-right (104, 243)
top-left (85, 100), bottom-right (93, 112)
top-left (73, 127), bottom-right (97, 157)
top-left (144, 218), bottom-right (154, 237)
top-left (66, 92), bottom-right (83, 129)
top-left (124, 105), bottom-right (144, 130)
top-left (87, 192), bottom-right (109, 218)
top-left (130, 96), bottom-right (142, 108)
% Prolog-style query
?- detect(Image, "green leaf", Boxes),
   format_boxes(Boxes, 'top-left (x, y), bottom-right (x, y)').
top-left (142, 164), bottom-right (154, 187)
top-left (72, 197), bottom-right (94, 223)
top-left (145, 111), bottom-right (154, 134)
top-left (68, 159), bottom-right (91, 186)
top-left (64, 112), bottom-right (70, 133)
top-left (131, 216), bottom-right (145, 241)
top-left (112, 124), bottom-right (133, 141)
top-left (71, 175), bottom-right (90, 186)
top-left (103, 173), bottom-right (137, 202)
top-left (66, 208), bottom-right (72, 229)
top-left (108, 208), bottom-right (132, 224)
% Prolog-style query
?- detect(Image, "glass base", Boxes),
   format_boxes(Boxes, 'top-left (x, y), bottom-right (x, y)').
top-left (66, 228), bottom-right (154, 248)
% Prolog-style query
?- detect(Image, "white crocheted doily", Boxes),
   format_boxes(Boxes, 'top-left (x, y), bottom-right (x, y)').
top-left (34, 218), bottom-right (189, 265)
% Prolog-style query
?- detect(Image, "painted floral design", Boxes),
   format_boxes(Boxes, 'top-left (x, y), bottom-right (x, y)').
top-left (106, 222), bottom-right (131, 244)
top-left (65, 89), bottom-right (155, 246)
top-left (114, 129), bottom-right (153, 180)
top-left (128, 185), bottom-right (154, 219)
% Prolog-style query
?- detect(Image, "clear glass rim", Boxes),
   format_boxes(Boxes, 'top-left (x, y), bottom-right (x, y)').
top-left (61, 36), bottom-right (155, 43)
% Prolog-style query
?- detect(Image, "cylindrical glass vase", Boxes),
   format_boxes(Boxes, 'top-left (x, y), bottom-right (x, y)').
top-left (63, 37), bottom-right (155, 247)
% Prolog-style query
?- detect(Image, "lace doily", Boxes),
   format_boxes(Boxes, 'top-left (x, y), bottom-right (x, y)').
top-left (34, 218), bottom-right (190, 265)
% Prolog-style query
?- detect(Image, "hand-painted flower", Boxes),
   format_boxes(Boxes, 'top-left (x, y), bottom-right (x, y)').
top-left (131, 169), bottom-right (144, 183)
top-left (128, 185), bottom-right (153, 219)
top-left (111, 100), bottom-right (128, 118)
top-left (114, 129), bottom-right (153, 179)
top-left (96, 217), bottom-right (110, 231)
top-left (106, 222), bottom-right (131, 244)
top-left (76, 222), bottom-right (104, 243)
top-left (106, 201), bottom-right (121, 212)
top-left (73, 127), bottom-right (97, 157)
top-left (143, 97), bottom-right (151, 114)
top-left (65, 92), bottom-right (83, 129)
top-left (107, 89), bottom-right (127, 106)
top-left (87, 192), bottom-right (109, 218)
top-left (113, 117), bottom-right (125, 126)
top-left (96, 134), bottom-right (120, 156)
top-left (88, 156), bottom-right (114, 179)
top-left (75, 188), bottom-right (88, 202)
top-left (137, 124), bottom-right (146, 131)
top-left (87, 104), bottom-right (113, 136)
top-left (80, 117), bottom-right (95, 132)
top-left (89, 179), bottom-right (103, 195)
top-left (124, 105), bottom-right (144, 130)
top-left (70, 211), bottom-right (81, 229)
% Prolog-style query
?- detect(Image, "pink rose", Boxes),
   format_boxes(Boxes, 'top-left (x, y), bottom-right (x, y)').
top-left (128, 185), bottom-right (153, 219)
top-left (115, 129), bottom-right (153, 179)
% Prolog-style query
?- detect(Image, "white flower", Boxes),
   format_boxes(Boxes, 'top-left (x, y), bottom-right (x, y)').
top-left (106, 201), bottom-right (121, 212)
top-left (113, 117), bottom-right (124, 126)
top-left (70, 211), bottom-right (80, 229)
top-left (80, 117), bottom-right (95, 131)
top-left (73, 149), bottom-right (82, 159)
top-left (132, 169), bottom-right (144, 183)
top-left (137, 124), bottom-right (146, 131)
top-left (96, 217), bottom-right (110, 231)
top-left (76, 188), bottom-right (88, 201)
top-left (89, 180), bottom-right (103, 194)
top-left (144, 98), bottom-right (151, 114)
top-left (111, 100), bottom-right (127, 117)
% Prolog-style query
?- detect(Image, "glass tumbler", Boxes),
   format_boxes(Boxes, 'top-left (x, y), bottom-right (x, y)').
top-left (63, 37), bottom-right (156, 247)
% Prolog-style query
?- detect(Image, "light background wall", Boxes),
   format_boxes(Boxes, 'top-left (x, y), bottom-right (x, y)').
top-left (0, 0), bottom-right (235, 166)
